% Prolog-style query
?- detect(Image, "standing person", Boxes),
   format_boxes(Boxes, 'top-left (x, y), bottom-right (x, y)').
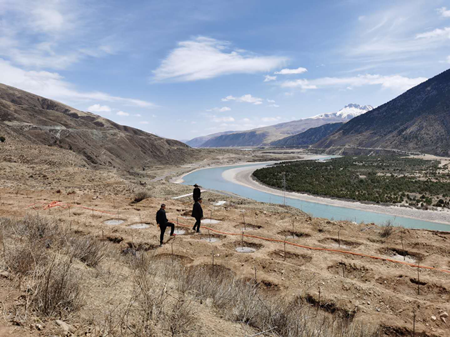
top-left (193, 184), bottom-right (201, 202)
top-left (156, 204), bottom-right (175, 247)
top-left (192, 198), bottom-right (203, 233)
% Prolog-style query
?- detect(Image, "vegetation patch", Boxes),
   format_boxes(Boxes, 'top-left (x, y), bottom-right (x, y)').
top-left (253, 156), bottom-right (450, 209)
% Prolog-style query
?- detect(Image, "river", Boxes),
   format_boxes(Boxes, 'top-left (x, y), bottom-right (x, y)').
top-left (181, 162), bottom-right (450, 232)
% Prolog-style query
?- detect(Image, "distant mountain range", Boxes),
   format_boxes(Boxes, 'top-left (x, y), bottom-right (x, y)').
top-left (185, 131), bottom-right (235, 147)
top-left (0, 83), bottom-right (191, 171)
top-left (270, 122), bottom-right (344, 147)
top-left (188, 104), bottom-right (373, 148)
top-left (315, 69), bottom-right (450, 157)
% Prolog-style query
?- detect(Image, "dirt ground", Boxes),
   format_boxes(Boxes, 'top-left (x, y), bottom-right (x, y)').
top-left (0, 146), bottom-right (449, 336)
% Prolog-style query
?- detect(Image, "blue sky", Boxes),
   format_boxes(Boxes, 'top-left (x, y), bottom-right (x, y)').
top-left (1, 0), bottom-right (450, 140)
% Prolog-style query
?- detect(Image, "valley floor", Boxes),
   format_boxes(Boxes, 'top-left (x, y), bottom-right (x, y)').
top-left (222, 164), bottom-right (450, 226)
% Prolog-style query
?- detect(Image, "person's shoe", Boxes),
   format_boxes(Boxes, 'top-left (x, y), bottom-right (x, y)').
top-left (159, 244), bottom-right (163, 247)
top-left (197, 230), bottom-right (201, 234)
top-left (171, 233), bottom-right (176, 236)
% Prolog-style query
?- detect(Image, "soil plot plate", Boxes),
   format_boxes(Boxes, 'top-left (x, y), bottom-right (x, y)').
top-left (203, 219), bottom-right (221, 224)
top-left (104, 219), bottom-right (125, 226)
top-left (129, 223), bottom-right (150, 229)
top-left (202, 237), bottom-right (220, 243)
top-left (236, 247), bottom-right (256, 253)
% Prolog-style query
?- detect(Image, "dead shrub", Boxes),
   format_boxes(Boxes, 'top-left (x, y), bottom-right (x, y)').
top-left (380, 220), bottom-right (394, 238)
top-left (31, 256), bottom-right (81, 317)
top-left (133, 191), bottom-right (150, 203)
top-left (68, 236), bottom-right (106, 267)
top-left (5, 244), bottom-right (48, 276)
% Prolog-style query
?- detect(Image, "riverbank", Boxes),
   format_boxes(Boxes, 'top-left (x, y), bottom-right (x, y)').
top-left (222, 165), bottom-right (450, 227)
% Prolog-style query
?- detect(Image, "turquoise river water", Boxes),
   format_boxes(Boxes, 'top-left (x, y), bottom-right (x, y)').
top-left (181, 162), bottom-right (450, 232)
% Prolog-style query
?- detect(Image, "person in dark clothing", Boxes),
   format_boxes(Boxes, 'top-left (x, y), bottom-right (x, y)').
top-left (156, 204), bottom-right (175, 246)
top-left (193, 184), bottom-right (201, 202)
top-left (191, 198), bottom-right (203, 233)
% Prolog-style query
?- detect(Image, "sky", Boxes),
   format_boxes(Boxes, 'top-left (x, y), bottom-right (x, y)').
top-left (1, 0), bottom-right (450, 141)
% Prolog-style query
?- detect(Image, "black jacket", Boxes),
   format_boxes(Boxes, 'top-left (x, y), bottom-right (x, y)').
top-left (193, 187), bottom-right (201, 201)
top-left (191, 202), bottom-right (203, 219)
top-left (156, 208), bottom-right (168, 225)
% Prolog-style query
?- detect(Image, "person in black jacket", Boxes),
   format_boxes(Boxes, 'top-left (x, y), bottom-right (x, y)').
top-left (156, 204), bottom-right (175, 246)
top-left (193, 184), bottom-right (201, 202)
top-left (191, 198), bottom-right (203, 233)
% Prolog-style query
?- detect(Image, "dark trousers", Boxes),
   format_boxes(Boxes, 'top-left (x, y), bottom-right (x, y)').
top-left (193, 218), bottom-right (201, 232)
top-left (160, 222), bottom-right (175, 244)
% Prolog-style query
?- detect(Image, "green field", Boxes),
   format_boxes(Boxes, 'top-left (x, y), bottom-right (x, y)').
top-left (253, 156), bottom-right (450, 209)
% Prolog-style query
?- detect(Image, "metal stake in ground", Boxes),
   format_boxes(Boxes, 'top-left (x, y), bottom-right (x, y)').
top-left (338, 229), bottom-right (341, 248)
top-left (241, 227), bottom-right (244, 249)
top-left (171, 236), bottom-right (175, 265)
top-left (401, 231), bottom-right (406, 261)
top-left (417, 265), bottom-right (420, 295)
top-left (284, 234), bottom-right (287, 261)
top-left (412, 309), bottom-right (416, 337)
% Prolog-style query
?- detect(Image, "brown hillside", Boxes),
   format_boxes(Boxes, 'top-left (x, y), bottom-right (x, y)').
top-left (0, 83), bottom-right (190, 170)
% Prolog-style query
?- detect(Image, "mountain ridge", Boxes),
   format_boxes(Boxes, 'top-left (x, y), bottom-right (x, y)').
top-left (195, 104), bottom-right (372, 148)
top-left (0, 83), bottom-right (192, 171)
top-left (314, 69), bottom-right (450, 156)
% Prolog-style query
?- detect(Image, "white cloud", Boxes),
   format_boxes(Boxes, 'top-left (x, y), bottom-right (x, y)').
top-left (222, 94), bottom-right (263, 105)
top-left (140, 121), bottom-right (149, 124)
top-left (281, 74), bottom-right (427, 92)
top-left (264, 75), bottom-right (277, 82)
top-left (0, 59), bottom-right (156, 108)
top-left (134, 114), bottom-right (142, 117)
top-left (117, 111), bottom-right (129, 116)
top-left (416, 27), bottom-right (450, 40)
top-left (275, 67), bottom-right (307, 75)
top-left (207, 107), bottom-right (231, 112)
top-left (242, 118), bottom-right (251, 122)
top-left (269, 104), bottom-right (280, 108)
top-left (261, 117), bottom-right (281, 122)
top-left (152, 36), bottom-right (287, 82)
top-left (0, 0), bottom-right (120, 71)
top-left (267, 99), bottom-right (275, 103)
top-left (438, 7), bottom-right (450, 18)
top-left (87, 104), bottom-right (111, 113)
top-left (212, 116), bottom-right (235, 122)
top-left (281, 79), bottom-right (318, 90)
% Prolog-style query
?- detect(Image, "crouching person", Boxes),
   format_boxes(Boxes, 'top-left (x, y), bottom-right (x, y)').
top-left (156, 204), bottom-right (175, 246)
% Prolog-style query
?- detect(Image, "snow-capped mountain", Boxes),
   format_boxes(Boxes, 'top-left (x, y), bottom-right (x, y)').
top-left (312, 104), bottom-right (374, 120)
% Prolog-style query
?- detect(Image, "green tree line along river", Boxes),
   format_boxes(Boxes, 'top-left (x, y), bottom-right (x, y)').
top-left (252, 156), bottom-right (450, 210)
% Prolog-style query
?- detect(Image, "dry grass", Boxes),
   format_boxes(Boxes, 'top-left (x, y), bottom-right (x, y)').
top-left (31, 256), bottom-right (82, 317)
top-left (67, 236), bottom-right (106, 267)
top-left (0, 216), bottom-right (381, 336)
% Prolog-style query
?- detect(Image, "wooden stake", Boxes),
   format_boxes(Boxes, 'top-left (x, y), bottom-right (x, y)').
top-left (284, 235), bottom-right (287, 261)
top-left (412, 309), bottom-right (416, 337)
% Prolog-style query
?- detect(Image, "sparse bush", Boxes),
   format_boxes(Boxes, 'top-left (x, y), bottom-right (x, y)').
top-left (380, 220), bottom-right (394, 238)
top-left (133, 191), bottom-right (150, 203)
top-left (68, 236), bottom-right (106, 267)
top-left (5, 244), bottom-right (48, 276)
top-left (31, 256), bottom-right (81, 317)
